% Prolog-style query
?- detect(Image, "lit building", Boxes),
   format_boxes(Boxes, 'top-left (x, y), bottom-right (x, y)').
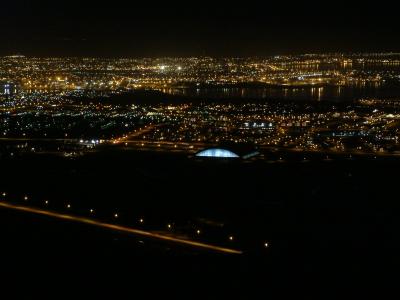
top-left (195, 144), bottom-right (259, 159)
top-left (0, 82), bottom-right (16, 95)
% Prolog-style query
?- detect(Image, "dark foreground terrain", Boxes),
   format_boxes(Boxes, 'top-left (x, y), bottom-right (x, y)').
top-left (0, 148), bottom-right (399, 298)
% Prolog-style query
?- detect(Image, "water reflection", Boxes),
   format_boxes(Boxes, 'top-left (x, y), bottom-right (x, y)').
top-left (162, 81), bottom-right (400, 102)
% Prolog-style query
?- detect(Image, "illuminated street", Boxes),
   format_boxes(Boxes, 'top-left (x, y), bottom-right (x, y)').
top-left (0, 201), bottom-right (242, 254)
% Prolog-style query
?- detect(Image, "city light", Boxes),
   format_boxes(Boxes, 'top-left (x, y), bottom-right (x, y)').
top-left (1, 3), bottom-right (399, 292)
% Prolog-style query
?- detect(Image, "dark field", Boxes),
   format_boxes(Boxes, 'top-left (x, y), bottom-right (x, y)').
top-left (0, 148), bottom-right (399, 297)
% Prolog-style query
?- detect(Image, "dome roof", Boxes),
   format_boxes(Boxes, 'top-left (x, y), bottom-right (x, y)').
top-left (196, 148), bottom-right (240, 158)
top-left (195, 143), bottom-right (259, 159)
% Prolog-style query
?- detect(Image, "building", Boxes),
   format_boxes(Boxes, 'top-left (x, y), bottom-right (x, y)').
top-left (0, 82), bottom-right (17, 95)
top-left (195, 143), bottom-right (260, 159)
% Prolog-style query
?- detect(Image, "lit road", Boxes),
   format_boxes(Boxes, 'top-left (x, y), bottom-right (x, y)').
top-left (111, 125), bottom-right (159, 144)
top-left (0, 201), bottom-right (242, 255)
top-left (121, 140), bottom-right (205, 151)
top-left (117, 139), bottom-right (400, 158)
top-left (0, 137), bottom-right (79, 142)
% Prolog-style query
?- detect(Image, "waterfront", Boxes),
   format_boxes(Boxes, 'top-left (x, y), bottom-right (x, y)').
top-left (162, 82), bottom-right (400, 101)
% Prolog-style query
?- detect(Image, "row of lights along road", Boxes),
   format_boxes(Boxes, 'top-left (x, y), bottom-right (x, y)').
top-left (0, 192), bottom-right (270, 249)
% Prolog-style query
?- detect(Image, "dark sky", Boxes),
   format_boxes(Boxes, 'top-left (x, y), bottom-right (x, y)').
top-left (1, 0), bottom-right (399, 57)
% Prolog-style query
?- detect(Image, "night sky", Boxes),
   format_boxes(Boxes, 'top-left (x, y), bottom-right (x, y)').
top-left (1, 0), bottom-right (399, 57)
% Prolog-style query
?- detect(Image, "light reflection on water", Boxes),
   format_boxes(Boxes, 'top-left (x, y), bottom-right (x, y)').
top-left (163, 62), bottom-right (400, 101)
top-left (162, 82), bottom-right (400, 102)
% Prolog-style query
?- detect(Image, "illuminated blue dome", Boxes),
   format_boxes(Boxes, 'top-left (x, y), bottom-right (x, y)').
top-left (196, 148), bottom-right (240, 158)
top-left (195, 144), bottom-right (260, 159)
